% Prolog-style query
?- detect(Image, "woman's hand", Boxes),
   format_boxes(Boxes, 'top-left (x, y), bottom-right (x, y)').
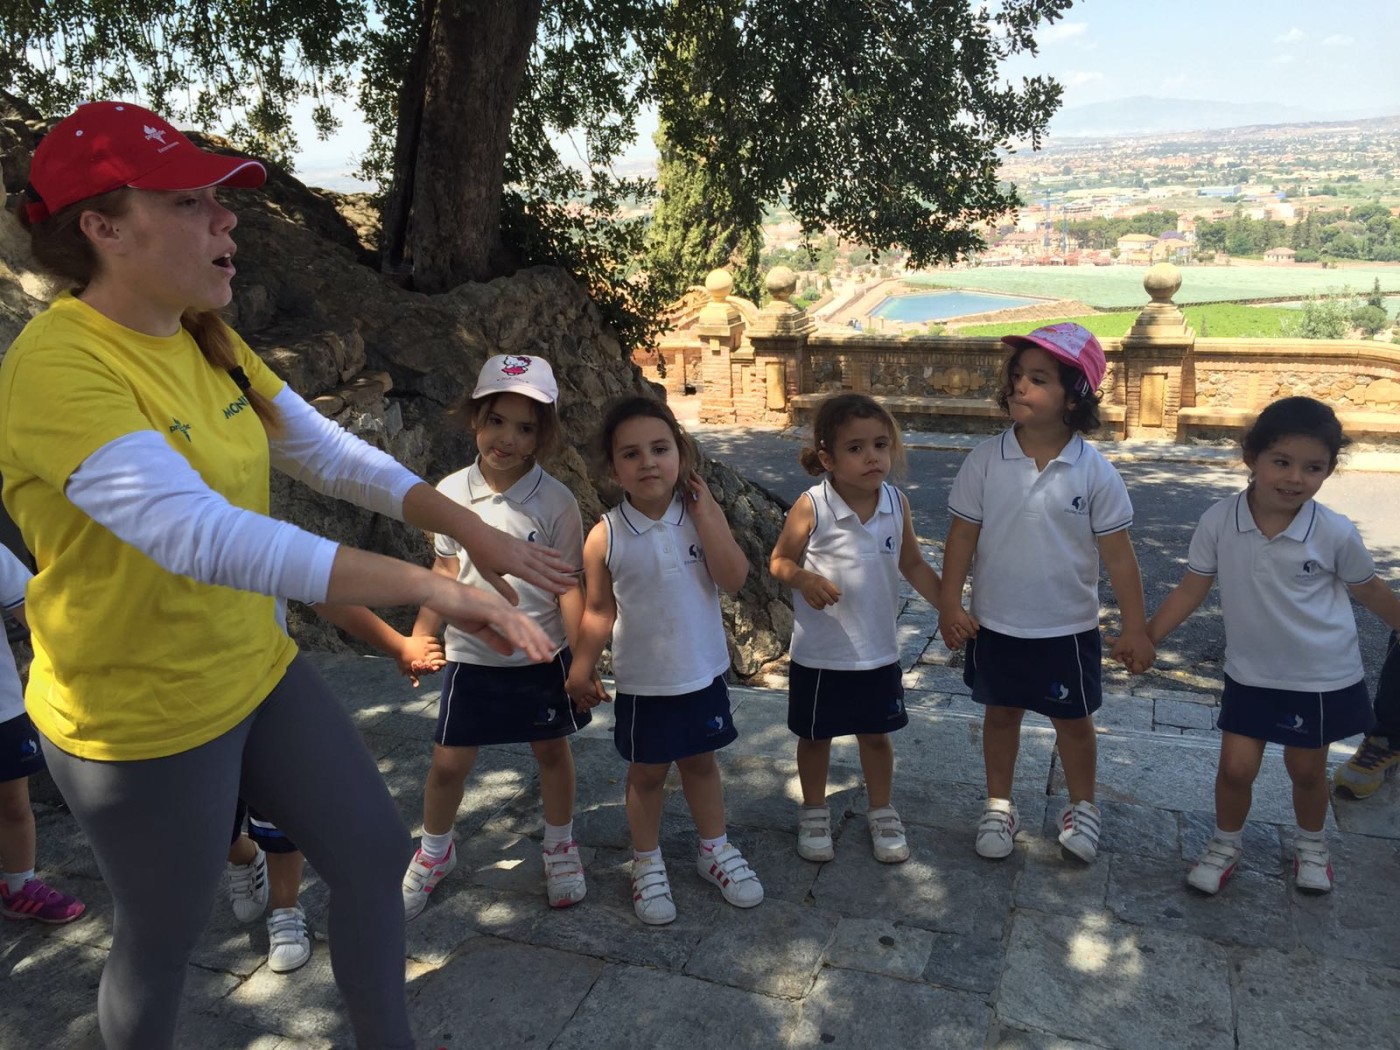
top-left (425, 576), bottom-right (554, 662)
top-left (453, 521), bottom-right (579, 605)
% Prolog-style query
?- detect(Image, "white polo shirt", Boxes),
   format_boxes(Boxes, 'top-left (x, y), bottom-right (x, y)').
top-left (790, 479), bottom-right (903, 670)
top-left (0, 546), bottom-right (29, 723)
top-left (949, 429), bottom-right (1133, 637)
top-left (435, 462), bottom-right (583, 666)
top-left (1187, 491), bottom-right (1375, 692)
top-left (604, 495), bottom-right (729, 696)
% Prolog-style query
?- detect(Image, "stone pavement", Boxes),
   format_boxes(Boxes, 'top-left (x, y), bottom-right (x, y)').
top-left (7, 607), bottom-right (1400, 1049)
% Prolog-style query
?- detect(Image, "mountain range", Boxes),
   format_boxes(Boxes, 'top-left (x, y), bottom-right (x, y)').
top-left (1049, 96), bottom-right (1400, 138)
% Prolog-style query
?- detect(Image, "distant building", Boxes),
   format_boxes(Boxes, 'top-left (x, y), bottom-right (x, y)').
top-left (1264, 246), bottom-right (1297, 264)
top-left (1116, 233), bottom-right (1159, 262)
top-left (1198, 185), bottom-right (1242, 197)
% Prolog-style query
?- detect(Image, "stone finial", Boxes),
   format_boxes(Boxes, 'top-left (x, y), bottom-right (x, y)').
top-left (750, 265), bottom-right (815, 338)
top-left (705, 268), bottom-right (735, 302)
top-left (1125, 262), bottom-right (1191, 344)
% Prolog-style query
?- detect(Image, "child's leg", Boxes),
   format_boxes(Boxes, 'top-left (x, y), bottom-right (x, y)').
top-left (983, 706), bottom-right (1026, 798)
top-left (1049, 716), bottom-right (1098, 805)
top-left (855, 734), bottom-right (895, 809)
top-left (625, 761), bottom-right (671, 852)
top-left (1215, 732), bottom-right (1267, 831)
top-left (421, 744), bottom-right (480, 838)
top-left (227, 833), bottom-right (258, 866)
top-left (0, 777), bottom-right (36, 879)
top-left (676, 751), bottom-right (726, 840)
top-left (1283, 746), bottom-right (1329, 832)
top-left (795, 738), bottom-right (832, 807)
top-left (267, 851), bottom-right (305, 911)
top-left (530, 738), bottom-right (576, 827)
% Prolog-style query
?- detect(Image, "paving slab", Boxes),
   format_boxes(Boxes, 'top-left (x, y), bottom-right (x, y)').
top-left (1233, 947), bottom-right (1400, 1049)
top-left (549, 964), bottom-right (799, 1050)
top-left (683, 896), bottom-right (836, 997)
top-left (997, 910), bottom-right (1235, 1050)
top-left (822, 917), bottom-right (936, 981)
top-left (1289, 831), bottom-right (1400, 970)
top-left (788, 966), bottom-right (991, 1049)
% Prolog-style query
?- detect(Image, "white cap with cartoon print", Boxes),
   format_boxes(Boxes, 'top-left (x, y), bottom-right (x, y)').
top-left (473, 354), bottom-right (559, 404)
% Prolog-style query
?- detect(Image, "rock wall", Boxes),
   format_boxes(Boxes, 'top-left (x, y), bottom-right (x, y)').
top-left (0, 103), bottom-right (788, 677)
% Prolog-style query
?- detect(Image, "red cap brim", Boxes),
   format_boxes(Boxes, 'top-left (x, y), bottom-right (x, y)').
top-left (126, 151), bottom-right (266, 193)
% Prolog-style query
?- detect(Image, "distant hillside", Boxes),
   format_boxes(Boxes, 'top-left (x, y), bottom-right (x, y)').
top-left (1049, 96), bottom-right (1398, 138)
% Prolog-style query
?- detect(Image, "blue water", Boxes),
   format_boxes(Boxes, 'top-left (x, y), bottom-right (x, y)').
top-left (871, 289), bottom-right (1041, 322)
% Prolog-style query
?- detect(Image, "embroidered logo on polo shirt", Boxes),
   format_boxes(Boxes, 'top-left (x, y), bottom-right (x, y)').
top-left (1065, 496), bottom-right (1089, 516)
top-left (527, 530), bottom-right (538, 543)
top-left (1295, 560), bottom-right (1320, 580)
top-left (884, 535), bottom-right (895, 552)
top-left (168, 418), bottom-right (193, 442)
top-left (685, 543), bottom-right (705, 564)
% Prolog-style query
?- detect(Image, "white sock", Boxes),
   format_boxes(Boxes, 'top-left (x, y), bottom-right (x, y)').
top-left (420, 829), bottom-right (454, 860)
top-left (543, 821), bottom-right (573, 849)
top-left (4, 869), bottom-right (34, 893)
top-left (699, 833), bottom-right (728, 854)
top-left (1214, 826), bottom-right (1244, 847)
top-left (1295, 826), bottom-right (1326, 844)
top-left (633, 846), bottom-right (662, 862)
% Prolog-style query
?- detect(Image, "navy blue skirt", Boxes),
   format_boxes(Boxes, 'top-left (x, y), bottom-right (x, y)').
top-left (787, 661), bottom-right (907, 740)
top-left (613, 675), bottom-right (737, 764)
top-left (1217, 674), bottom-right (1373, 748)
top-left (434, 650), bottom-right (589, 748)
top-left (963, 627), bottom-right (1102, 720)
top-left (0, 712), bottom-right (45, 784)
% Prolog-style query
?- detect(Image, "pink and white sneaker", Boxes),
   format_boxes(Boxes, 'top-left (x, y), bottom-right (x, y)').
top-left (402, 842), bottom-right (457, 920)
top-left (541, 839), bottom-right (587, 908)
top-left (0, 878), bottom-right (86, 924)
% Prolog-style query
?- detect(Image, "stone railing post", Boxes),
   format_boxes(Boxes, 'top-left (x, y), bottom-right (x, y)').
top-left (1118, 263), bottom-right (1195, 439)
top-left (696, 269), bottom-right (747, 424)
top-left (746, 265), bottom-right (816, 425)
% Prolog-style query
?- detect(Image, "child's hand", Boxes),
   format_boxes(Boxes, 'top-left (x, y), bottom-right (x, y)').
top-left (1109, 631), bottom-right (1156, 675)
top-left (939, 607), bottom-right (978, 650)
top-left (396, 634), bottom-right (446, 687)
top-left (797, 572), bottom-right (842, 610)
top-left (685, 470), bottom-right (723, 524)
top-left (565, 666), bottom-right (609, 709)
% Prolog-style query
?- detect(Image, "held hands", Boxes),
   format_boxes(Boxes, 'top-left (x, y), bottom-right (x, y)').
top-left (797, 571), bottom-right (842, 611)
top-left (939, 606), bottom-right (979, 650)
top-left (1108, 630), bottom-right (1157, 675)
top-left (564, 665), bottom-right (611, 711)
top-left (395, 634), bottom-right (446, 687)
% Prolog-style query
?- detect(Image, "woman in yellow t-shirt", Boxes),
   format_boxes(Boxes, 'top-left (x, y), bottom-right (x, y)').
top-left (1, 101), bottom-right (575, 1050)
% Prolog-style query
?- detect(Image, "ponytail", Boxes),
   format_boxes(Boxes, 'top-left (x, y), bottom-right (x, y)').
top-left (181, 310), bottom-right (281, 435)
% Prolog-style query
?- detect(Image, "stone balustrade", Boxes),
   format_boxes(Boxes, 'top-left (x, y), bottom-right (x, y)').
top-left (660, 262), bottom-right (1400, 446)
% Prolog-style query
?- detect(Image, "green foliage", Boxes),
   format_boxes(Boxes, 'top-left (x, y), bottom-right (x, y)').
top-left (957, 303), bottom-right (1301, 340)
top-left (1352, 304), bottom-right (1390, 338)
top-left (1284, 292), bottom-right (1355, 340)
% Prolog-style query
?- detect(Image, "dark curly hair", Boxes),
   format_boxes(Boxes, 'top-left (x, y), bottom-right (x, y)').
top-left (1241, 396), bottom-right (1349, 469)
top-left (995, 346), bottom-right (1102, 434)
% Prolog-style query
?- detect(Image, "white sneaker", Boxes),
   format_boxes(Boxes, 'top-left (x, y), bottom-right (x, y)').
top-left (402, 842), bottom-right (457, 921)
top-left (266, 906), bottom-right (312, 973)
top-left (975, 799), bottom-right (1018, 859)
top-left (868, 807), bottom-right (910, 864)
top-left (1186, 836), bottom-right (1243, 895)
top-left (697, 843), bottom-right (764, 909)
top-left (1293, 837), bottom-right (1334, 894)
top-left (542, 839), bottom-right (587, 908)
top-left (797, 806), bottom-right (835, 862)
top-left (1058, 800), bottom-right (1102, 863)
top-left (630, 855), bottom-right (677, 925)
top-left (228, 845), bottom-right (269, 923)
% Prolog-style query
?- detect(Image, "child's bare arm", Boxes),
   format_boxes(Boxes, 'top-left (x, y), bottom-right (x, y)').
top-left (412, 555), bottom-right (461, 637)
top-left (1146, 571), bottom-right (1214, 646)
top-left (563, 523), bottom-right (615, 705)
top-left (938, 517), bottom-right (980, 649)
top-left (897, 495), bottom-right (941, 609)
top-left (685, 471), bottom-right (749, 594)
top-left (770, 495), bottom-right (840, 610)
top-left (1100, 529), bottom-right (1155, 673)
top-left (1349, 576), bottom-right (1400, 634)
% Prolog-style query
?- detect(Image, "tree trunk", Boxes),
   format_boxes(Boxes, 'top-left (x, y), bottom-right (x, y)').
top-left (398, 0), bottom-right (541, 294)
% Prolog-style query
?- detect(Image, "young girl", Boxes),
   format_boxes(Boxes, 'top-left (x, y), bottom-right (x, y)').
top-left (769, 394), bottom-right (942, 864)
top-left (1147, 397), bottom-right (1400, 895)
top-left (939, 323), bottom-right (1153, 864)
top-left (402, 355), bottom-right (598, 917)
top-left (564, 397), bottom-right (762, 925)
top-left (0, 545), bottom-right (84, 925)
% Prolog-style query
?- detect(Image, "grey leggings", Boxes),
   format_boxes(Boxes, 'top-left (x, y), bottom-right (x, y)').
top-left (41, 655), bottom-right (414, 1049)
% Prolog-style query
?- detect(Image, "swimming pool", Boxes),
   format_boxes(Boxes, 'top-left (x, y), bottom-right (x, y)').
top-left (871, 289), bottom-right (1043, 322)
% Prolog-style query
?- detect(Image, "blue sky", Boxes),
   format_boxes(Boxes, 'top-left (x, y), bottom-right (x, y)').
top-left (295, 1), bottom-right (1400, 190)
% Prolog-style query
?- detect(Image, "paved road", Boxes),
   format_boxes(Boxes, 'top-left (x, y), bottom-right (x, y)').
top-left (694, 422), bottom-right (1400, 692)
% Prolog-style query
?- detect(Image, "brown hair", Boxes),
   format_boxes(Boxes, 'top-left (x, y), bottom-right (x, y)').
top-left (14, 187), bottom-right (280, 433)
top-left (455, 391), bottom-right (562, 461)
top-left (595, 395), bottom-right (697, 496)
top-left (799, 393), bottom-right (905, 477)
top-left (1241, 396), bottom-right (1349, 470)
top-left (995, 347), bottom-right (1101, 435)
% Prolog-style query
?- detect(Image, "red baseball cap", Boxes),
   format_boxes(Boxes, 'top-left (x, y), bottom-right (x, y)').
top-left (1002, 323), bottom-right (1106, 395)
top-left (24, 101), bottom-right (266, 223)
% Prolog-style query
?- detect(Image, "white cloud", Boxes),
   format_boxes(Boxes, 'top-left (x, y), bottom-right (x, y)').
top-left (1271, 54), bottom-right (1296, 65)
top-left (1067, 70), bottom-right (1104, 85)
top-left (1040, 21), bottom-right (1089, 44)
top-left (1322, 34), bottom-right (1355, 46)
top-left (1273, 27), bottom-right (1305, 44)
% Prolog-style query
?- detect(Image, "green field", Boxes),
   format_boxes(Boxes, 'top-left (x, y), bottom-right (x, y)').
top-left (955, 303), bottom-right (1302, 339)
top-left (906, 264), bottom-right (1400, 309)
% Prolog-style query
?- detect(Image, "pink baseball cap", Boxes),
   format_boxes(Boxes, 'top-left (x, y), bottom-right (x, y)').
top-left (24, 101), bottom-right (266, 223)
top-left (473, 354), bottom-right (559, 404)
top-left (1002, 323), bottom-right (1106, 395)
